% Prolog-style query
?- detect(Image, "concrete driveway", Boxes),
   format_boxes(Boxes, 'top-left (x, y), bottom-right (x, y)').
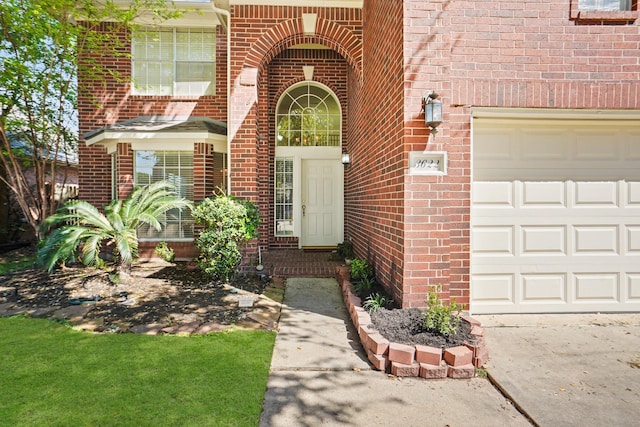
top-left (477, 313), bottom-right (640, 427)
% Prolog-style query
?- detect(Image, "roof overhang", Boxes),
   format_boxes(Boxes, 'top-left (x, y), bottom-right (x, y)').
top-left (84, 116), bottom-right (227, 154)
top-left (111, 1), bottom-right (223, 27)
top-left (228, 0), bottom-right (362, 8)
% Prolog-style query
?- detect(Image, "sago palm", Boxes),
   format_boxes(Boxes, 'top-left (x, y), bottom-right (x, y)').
top-left (38, 181), bottom-right (193, 282)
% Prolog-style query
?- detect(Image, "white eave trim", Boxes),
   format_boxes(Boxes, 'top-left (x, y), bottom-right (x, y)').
top-left (229, 0), bottom-right (362, 7)
top-left (472, 107), bottom-right (640, 122)
top-left (86, 132), bottom-right (227, 154)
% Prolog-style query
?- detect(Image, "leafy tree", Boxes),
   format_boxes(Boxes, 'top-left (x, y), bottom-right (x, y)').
top-left (38, 181), bottom-right (192, 282)
top-left (0, 0), bottom-right (181, 241)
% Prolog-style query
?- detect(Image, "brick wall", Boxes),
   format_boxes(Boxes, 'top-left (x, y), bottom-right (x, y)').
top-left (229, 5), bottom-right (362, 253)
top-left (398, 0), bottom-right (640, 308)
top-left (77, 24), bottom-right (228, 208)
top-left (346, 0), bottom-right (406, 305)
top-left (449, 0), bottom-right (640, 108)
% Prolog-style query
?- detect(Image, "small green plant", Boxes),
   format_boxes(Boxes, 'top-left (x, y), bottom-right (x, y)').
top-left (475, 367), bottom-right (488, 378)
top-left (363, 292), bottom-right (390, 313)
top-left (337, 241), bottom-right (354, 259)
top-left (350, 258), bottom-right (373, 281)
top-left (423, 285), bottom-right (463, 337)
top-left (354, 275), bottom-right (375, 296)
top-left (193, 194), bottom-right (260, 281)
top-left (154, 241), bottom-right (175, 262)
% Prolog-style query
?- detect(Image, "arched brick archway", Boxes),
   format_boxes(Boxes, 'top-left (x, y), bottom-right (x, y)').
top-left (243, 17), bottom-right (362, 83)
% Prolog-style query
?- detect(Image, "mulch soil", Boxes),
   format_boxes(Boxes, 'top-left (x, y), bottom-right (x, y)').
top-left (0, 247), bottom-right (267, 333)
top-left (371, 307), bottom-right (475, 349)
top-left (2, 247), bottom-right (474, 348)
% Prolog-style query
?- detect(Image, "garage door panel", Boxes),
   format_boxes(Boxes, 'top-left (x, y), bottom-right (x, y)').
top-left (627, 182), bottom-right (640, 205)
top-left (474, 129), bottom-right (516, 161)
top-left (472, 226), bottom-right (514, 255)
top-left (522, 182), bottom-right (566, 206)
top-left (626, 134), bottom-right (640, 159)
top-left (471, 274), bottom-right (515, 305)
top-left (573, 226), bottom-right (619, 254)
top-left (574, 181), bottom-right (619, 206)
top-left (627, 227), bottom-right (640, 254)
top-left (472, 181), bottom-right (514, 206)
top-left (574, 273), bottom-right (620, 303)
top-left (472, 116), bottom-right (640, 313)
top-left (574, 133), bottom-right (620, 160)
top-left (521, 226), bottom-right (566, 255)
top-left (522, 274), bottom-right (567, 303)
top-left (520, 130), bottom-right (569, 160)
top-left (628, 275), bottom-right (640, 302)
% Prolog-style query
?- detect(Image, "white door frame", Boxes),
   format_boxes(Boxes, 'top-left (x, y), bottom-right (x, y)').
top-left (275, 146), bottom-right (344, 248)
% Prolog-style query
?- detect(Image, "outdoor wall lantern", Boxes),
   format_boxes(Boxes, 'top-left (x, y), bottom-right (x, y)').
top-left (341, 153), bottom-right (351, 165)
top-left (422, 91), bottom-right (443, 134)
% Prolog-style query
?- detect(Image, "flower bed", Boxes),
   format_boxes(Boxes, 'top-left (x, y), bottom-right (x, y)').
top-left (335, 266), bottom-right (489, 379)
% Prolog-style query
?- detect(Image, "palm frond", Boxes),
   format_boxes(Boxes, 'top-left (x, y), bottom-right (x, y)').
top-left (37, 226), bottom-right (86, 272)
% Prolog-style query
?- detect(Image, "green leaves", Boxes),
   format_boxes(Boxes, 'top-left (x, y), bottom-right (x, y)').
top-left (423, 285), bottom-right (463, 337)
top-left (37, 181), bottom-right (192, 280)
top-left (350, 258), bottom-right (373, 281)
top-left (193, 195), bottom-right (260, 281)
top-left (0, 1), bottom-right (184, 239)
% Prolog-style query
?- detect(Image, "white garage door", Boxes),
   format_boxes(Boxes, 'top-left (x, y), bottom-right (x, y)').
top-left (471, 110), bottom-right (640, 314)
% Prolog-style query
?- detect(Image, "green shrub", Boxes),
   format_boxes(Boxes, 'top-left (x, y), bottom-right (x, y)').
top-left (363, 292), bottom-right (391, 313)
top-left (350, 258), bottom-right (373, 281)
top-left (337, 241), bottom-right (354, 259)
top-left (354, 275), bottom-right (375, 296)
top-left (193, 194), bottom-right (259, 281)
top-left (423, 285), bottom-right (463, 337)
top-left (154, 241), bottom-right (175, 262)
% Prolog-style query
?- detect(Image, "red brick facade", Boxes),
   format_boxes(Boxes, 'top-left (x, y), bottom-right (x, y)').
top-left (78, 1), bottom-right (640, 309)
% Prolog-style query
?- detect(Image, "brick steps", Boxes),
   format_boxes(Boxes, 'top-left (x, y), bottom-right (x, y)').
top-left (336, 266), bottom-right (489, 379)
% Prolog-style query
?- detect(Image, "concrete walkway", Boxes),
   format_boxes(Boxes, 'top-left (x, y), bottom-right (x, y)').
top-left (260, 278), bottom-right (530, 426)
top-left (477, 313), bottom-right (640, 427)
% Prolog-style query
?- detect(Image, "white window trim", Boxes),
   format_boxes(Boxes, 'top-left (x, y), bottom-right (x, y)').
top-left (132, 27), bottom-right (216, 97)
top-left (134, 149), bottom-right (195, 242)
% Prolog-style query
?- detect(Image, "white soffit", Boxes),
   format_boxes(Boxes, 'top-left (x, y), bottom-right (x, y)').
top-left (229, 0), bottom-right (362, 7)
top-left (111, 1), bottom-right (223, 26)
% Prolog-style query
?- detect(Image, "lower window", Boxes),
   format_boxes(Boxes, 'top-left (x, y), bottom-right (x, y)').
top-left (134, 150), bottom-right (194, 240)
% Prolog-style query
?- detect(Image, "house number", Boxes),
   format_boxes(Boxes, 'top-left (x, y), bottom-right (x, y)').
top-left (414, 159), bottom-right (440, 169)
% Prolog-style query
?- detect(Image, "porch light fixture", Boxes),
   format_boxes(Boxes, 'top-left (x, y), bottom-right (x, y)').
top-left (422, 91), bottom-right (443, 134)
top-left (341, 153), bottom-right (351, 165)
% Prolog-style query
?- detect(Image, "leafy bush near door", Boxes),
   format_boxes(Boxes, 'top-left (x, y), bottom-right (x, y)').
top-left (349, 258), bottom-right (395, 312)
top-left (193, 194), bottom-right (259, 280)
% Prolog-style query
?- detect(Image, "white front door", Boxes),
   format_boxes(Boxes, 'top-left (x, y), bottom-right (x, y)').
top-left (301, 159), bottom-right (344, 247)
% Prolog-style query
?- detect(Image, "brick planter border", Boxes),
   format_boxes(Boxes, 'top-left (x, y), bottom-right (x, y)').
top-left (336, 266), bottom-right (489, 379)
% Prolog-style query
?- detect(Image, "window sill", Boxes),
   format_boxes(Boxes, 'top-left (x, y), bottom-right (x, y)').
top-left (570, 10), bottom-right (638, 23)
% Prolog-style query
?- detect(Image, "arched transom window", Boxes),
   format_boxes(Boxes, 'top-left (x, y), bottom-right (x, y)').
top-left (276, 83), bottom-right (341, 147)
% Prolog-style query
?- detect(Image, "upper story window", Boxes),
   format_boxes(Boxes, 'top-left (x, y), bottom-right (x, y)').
top-left (132, 27), bottom-right (215, 97)
top-left (276, 83), bottom-right (341, 147)
top-left (578, 0), bottom-right (633, 10)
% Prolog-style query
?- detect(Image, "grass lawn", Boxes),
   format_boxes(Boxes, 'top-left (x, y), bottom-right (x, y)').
top-left (0, 253), bottom-right (34, 274)
top-left (0, 317), bottom-right (275, 426)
